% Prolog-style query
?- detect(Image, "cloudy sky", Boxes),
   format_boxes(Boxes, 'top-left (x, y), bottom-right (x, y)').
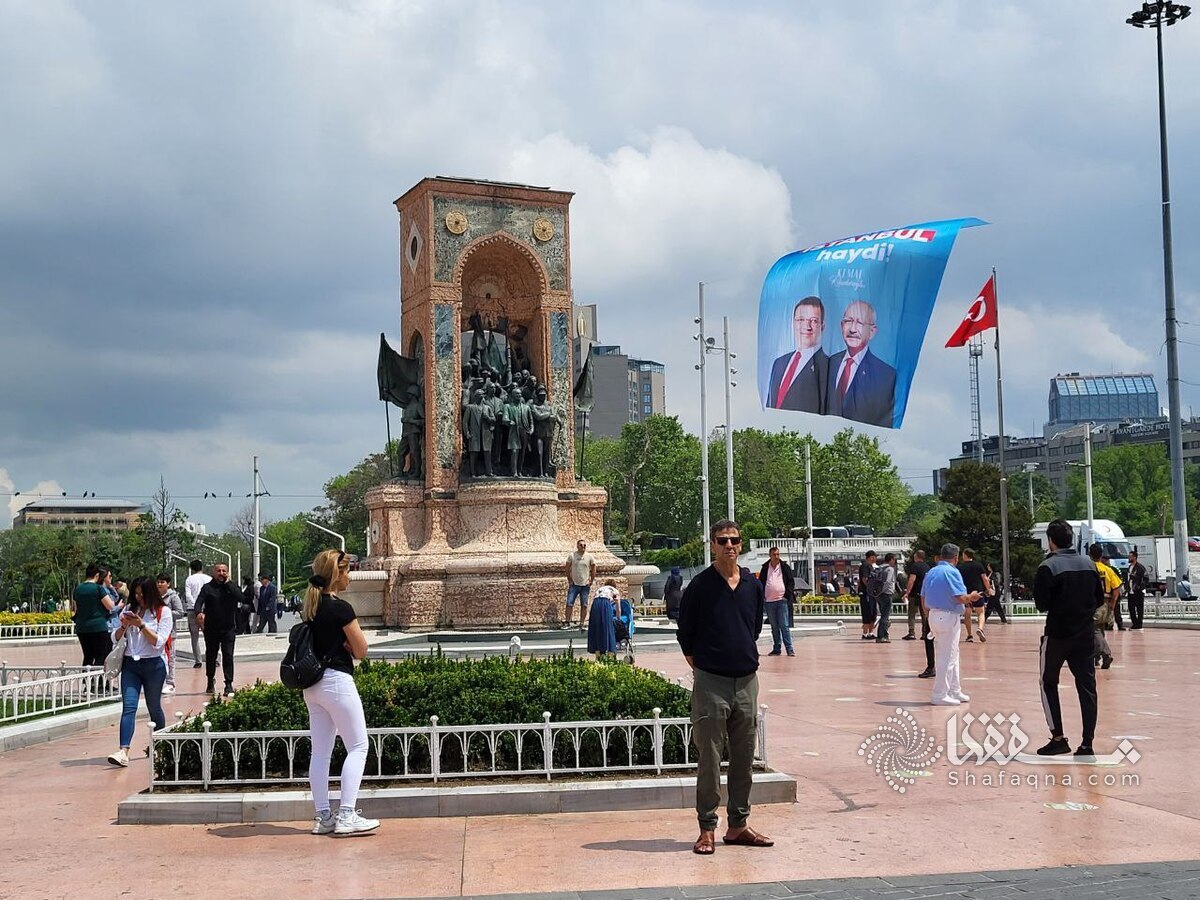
top-left (2, 0), bottom-right (1198, 530)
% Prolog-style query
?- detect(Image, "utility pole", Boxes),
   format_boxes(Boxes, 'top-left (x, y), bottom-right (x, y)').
top-left (252, 455), bottom-right (261, 581)
top-left (722, 316), bottom-right (736, 522)
top-left (695, 283), bottom-right (711, 566)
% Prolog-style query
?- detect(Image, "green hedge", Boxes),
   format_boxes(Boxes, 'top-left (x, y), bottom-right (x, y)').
top-left (0, 611), bottom-right (73, 626)
top-left (158, 653), bottom-right (692, 782)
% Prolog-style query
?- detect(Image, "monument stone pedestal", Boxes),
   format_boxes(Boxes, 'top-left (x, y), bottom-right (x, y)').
top-left (364, 177), bottom-right (623, 630)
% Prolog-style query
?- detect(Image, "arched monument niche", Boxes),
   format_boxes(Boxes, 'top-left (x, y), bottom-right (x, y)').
top-left (365, 177), bottom-right (622, 630)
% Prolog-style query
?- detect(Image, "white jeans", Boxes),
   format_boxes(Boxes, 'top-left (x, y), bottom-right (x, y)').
top-left (303, 668), bottom-right (368, 814)
top-left (928, 608), bottom-right (963, 701)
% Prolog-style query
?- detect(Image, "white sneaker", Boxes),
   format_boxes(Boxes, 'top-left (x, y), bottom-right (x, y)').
top-left (931, 696), bottom-right (961, 706)
top-left (953, 692), bottom-right (971, 702)
top-left (334, 809), bottom-right (379, 836)
top-left (107, 748), bottom-right (129, 767)
top-left (311, 811), bottom-right (336, 835)
top-left (162, 684), bottom-right (176, 694)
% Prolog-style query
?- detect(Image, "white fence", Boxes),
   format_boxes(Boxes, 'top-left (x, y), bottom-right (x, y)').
top-left (149, 706), bottom-right (770, 791)
top-left (0, 669), bottom-right (120, 726)
top-left (0, 662), bottom-right (100, 686)
top-left (0, 623), bottom-right (76, 640)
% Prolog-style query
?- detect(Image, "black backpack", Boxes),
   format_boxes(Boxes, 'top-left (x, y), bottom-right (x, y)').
top-left (864, 564), bottom-right (890, 600)
top-left (280, 620), bottom-right (327, 689)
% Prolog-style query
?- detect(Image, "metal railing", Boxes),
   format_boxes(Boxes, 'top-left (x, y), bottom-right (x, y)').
top-left (149, 706), bottom-right (770, 791)
top-left (0, 623), bottom-right (76, 640)
top-left (0, 669), bottom-right (120, 726)
top-left (0, 662), bottom-right (100, 686)
top-left (750, 537), bottom-right (916, 556)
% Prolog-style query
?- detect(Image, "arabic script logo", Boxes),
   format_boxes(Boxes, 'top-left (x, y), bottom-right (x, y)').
top-left (859, 708), bottom-right (944, 793)
top-left (946, 712), bottom-right (1029, 765)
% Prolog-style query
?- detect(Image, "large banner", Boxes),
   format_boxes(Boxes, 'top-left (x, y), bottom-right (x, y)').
top-left (757, 217), bottom-right (985, 429)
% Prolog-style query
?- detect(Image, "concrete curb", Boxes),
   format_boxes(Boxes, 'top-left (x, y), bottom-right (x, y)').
top-left (0, 701), bottom-right (122, 753)
top-left (116, 771), bottom-right (797, 825)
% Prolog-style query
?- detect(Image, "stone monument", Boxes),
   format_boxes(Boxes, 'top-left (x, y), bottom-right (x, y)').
top-left (365, 177), bottom-right (623, 629)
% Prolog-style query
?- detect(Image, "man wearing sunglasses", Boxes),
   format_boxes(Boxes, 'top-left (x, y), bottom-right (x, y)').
top-left (677, 520), bottom-right (772, 856)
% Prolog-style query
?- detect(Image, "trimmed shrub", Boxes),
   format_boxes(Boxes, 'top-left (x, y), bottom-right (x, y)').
top-left (158, 653), bottom-right (691, 782)
top-left (0, 611), bottom-right (74, 626)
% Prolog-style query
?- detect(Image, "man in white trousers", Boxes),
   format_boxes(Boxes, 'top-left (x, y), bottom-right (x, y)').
top-left (920, 543), bottom-right (982, 706)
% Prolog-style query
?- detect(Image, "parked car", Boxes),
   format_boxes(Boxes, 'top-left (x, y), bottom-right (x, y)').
top-left (1188, 537), bottom-right (1200, 552)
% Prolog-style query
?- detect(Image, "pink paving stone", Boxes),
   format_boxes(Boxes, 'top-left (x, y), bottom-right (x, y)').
top-left (2, 623), bottom-right (1197, 898)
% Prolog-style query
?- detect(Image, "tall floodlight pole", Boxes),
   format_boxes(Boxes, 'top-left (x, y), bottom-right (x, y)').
top-left (722, 316), bottom-right (736, 522)
top-left (1023, 462), bottom-right (1039, 516)
top-left (1084, 422), bottom-right (1095, 531)
top-left (695, 284), bottom-right (711, 566)
top-left (252, 455), bottom-right (261, 584)
top-left (805, 442), bottom-right (816, 591)
top-left (1127, 1), bottom-right (1191, 592)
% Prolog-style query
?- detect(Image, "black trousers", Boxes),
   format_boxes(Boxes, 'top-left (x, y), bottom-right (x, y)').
top-left (1128, 592), bottom-right (1145, 629)
top-left (78, 631), bottom-right (112, 667)
top-left (203, 627), bottom-right (236, 687)
top-left (984, 594), bottom-right (1008, 623)
top-left (254, 609), bottom-right (277, 633)
top-left (1039, 634), bottom-right (1097, 745)
top-left (920, 605), bottom-right (934, 670)
top-left (1113, 597), bottom-right (1125, 630)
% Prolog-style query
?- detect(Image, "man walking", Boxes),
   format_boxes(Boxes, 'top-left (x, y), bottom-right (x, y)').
top-left (1034, 520), bottom-right (1104, 757)
top-left (921, 544), bottom-right (982, 706)
top-left (156, 574), bottom-right (185, 695)
top-left (1126, 549), bottom-right (1147, 630)
top-left (983, 563), bottom-right (1008, 625)
top-left (902, 550), bottom-right (929, 641)
top-left (183, 560), bottom-right (210, 669)
top-left (1089, 545), bottom-right (1121, 670)
top-left (758, 547), bottom-right (795, 656)
top-left (858, 550), bottom-right (878, 640)
top-left (194, 563), bottom-right (242, 696)
top-left (874, 553), bottom-right (898, 643)
top-left (564, 539), bottom-right (596, 629)
top-left (957, 548), bottom-right (992, 642)
top-left (677, 520), bottom-right (772, 855)
top-left (254, 573), bottom-right (278, 634)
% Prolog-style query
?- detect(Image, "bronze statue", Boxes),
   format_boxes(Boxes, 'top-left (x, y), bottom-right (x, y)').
top-left (400, 384), bottom-right (425, 479)
top-left (462, 387), bottom-right (495, 478)
top-left (529, 385), bottom-right (561, 478)
top-left (503, 386), bottom-right (533, 477)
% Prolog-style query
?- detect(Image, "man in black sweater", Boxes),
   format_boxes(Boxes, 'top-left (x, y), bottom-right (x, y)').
top-left (677, 519), bottom-right (771, 856)
top-left (195, 562), bottom-right (243, 696)
top-left (1034, 519), bottom-right (1105, 758)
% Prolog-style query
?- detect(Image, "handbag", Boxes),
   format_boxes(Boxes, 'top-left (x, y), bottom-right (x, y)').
top-left (103, 634), bottom-right (127, 681)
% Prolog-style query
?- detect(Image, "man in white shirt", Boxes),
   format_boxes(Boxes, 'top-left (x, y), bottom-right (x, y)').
top-left (564, 539), bottom-right (596, 629)
top-left (183, 559), bottom-right (211, 669)
top-left (765, 296), bottom-right (829, 413)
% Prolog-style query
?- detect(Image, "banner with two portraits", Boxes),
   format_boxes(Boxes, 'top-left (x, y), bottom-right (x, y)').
top-left (757, 218), bottom-right (985, 429)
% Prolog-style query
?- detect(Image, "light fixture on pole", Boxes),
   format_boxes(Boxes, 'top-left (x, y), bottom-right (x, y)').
top-left (253, 533), bottom-right (284, 590)
top-left (1021, 462), bottom-right (1040, 517)
top-left (701, 316), bottom-right (738, 523)
top-left (1127, 0), bottom-right (1191, 593)
top-left (1065, 422), bottom-right (1095, 541)
top-left (196, 540), bottom-right (232, 573)
top-left (305, 519), bottom-right (346, 552)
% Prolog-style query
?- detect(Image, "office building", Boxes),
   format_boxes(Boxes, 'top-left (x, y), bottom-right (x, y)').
top-left (1046, 373), bottom-right (1160, 436)
top-left (12, 498), bottom-right (147, 531)
top-left (573, 304), bottom-right (667, 439)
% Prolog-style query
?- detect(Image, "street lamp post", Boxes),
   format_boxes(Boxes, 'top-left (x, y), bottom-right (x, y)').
top-left (305, 519), bottom-right (346, 552)
top-left (695, 284), bottom-right (711, 565)
top-left (196, 540), bottom-right (232, 573)
top-left (1022, 462), bottom-right (1040, 517)
top-left (1127, 1), bottom-right (1191, 592)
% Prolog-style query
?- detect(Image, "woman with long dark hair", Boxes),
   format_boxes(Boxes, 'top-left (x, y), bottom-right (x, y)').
top-left (107, 576), bottom-right (172, 767)
top-left (302, 549), bottom-right (377, 837)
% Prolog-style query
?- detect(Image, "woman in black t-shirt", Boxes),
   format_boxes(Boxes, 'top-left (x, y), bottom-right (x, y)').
top-left (302, 548), bottom-right (379, 838)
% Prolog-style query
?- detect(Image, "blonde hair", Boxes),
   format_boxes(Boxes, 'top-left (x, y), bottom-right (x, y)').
top-left (302, 549), bottom-right (349, 622)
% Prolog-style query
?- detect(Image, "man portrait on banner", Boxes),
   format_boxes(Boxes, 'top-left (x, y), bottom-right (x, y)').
top-left (766, 296), bottom-right (829, 413)
top-left (826, 299), bottom-right (896, 428)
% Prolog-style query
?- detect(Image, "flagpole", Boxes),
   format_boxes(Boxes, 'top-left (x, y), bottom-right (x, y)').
top-left (384, 403), bottom-right (395, 478)
top-left (992, 266), bottom-right (1012, 618)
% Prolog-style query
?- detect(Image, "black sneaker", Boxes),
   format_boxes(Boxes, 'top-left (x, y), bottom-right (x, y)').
top-left (1074, 744), bottom-right (1096, 758)
top-left (205, 682), bottom-right (215, 694)
top-left (861, 635), bottom-right (874, 640)
top-left (192, 662), bottom-right (202, 669)
top-left (902, 634), bottom-right (916, 641)
top-left (1036, 738), bottom-right (1071, 756)
top-left (876, 637), bottom-right (891, 643)
top-left (976, 629), bottom-right (986, 643)
top-left (223, 685), bottom-right (234, 697)
top-left (917, 668), bottom-right (935, 679)
top-left (767, 650), bottom-right (782, 656)
top-left (1101, 656), bottom-right (1113, 670)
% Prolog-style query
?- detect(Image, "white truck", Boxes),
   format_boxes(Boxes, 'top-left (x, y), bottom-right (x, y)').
top-left (1031, 519), bottom-right (1132, 576)
top-left (1127, 535), bottom-right (1177, 595)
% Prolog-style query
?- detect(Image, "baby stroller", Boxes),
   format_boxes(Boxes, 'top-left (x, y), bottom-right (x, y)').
top-left (614, 597), bottom-right (636, 663)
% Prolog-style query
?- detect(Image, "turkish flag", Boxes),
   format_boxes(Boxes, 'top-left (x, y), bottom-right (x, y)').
top-left (945, 274), bottom-right (998, 348)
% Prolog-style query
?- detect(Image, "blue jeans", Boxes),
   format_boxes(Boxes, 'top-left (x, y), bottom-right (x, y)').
top-left (119, 656), bottom-right (167, 748)
top-left (566, 583), bottom-right (590, 608)
top-left (877, 595), bottom-right (893, 641)
top-left (766, 601), bottom-right (793, 653)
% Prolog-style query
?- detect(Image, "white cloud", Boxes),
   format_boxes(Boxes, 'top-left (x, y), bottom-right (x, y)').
top-left (2, 470), bottom-right (66, 526)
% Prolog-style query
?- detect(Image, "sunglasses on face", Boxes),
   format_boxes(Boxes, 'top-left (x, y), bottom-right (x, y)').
top-left (714, 536), bottom-right (742, 546)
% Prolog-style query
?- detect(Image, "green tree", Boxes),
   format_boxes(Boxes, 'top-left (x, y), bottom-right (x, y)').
top-left (813, 429), bottom-right (912, 533)
top-left (889, 493), bottom-right (947, 537)
top-left (1009, 470), bottom-right (1061, 522)
top-left (709, 428), bottom-right (808, 536)
top-left (319, 442), bottom-right (398, 556)
top-left (1064, 443), bottom-right (1200, 535)
top-left (914, 462), bottom-right (1041, 585)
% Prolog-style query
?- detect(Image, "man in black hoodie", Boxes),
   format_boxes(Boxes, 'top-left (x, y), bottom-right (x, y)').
top-left (195, 562), bottom-right (242, 696)
top-left (678, 520), bottom-right (770, 856)
top-left (1034, 519), bottom-right (1105, 758)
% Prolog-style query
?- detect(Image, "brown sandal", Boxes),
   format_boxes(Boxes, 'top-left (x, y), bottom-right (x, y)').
top-left (723, 826), bottom-right (774, 847)
top-left (693, 830), bottom-right (716, 855)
